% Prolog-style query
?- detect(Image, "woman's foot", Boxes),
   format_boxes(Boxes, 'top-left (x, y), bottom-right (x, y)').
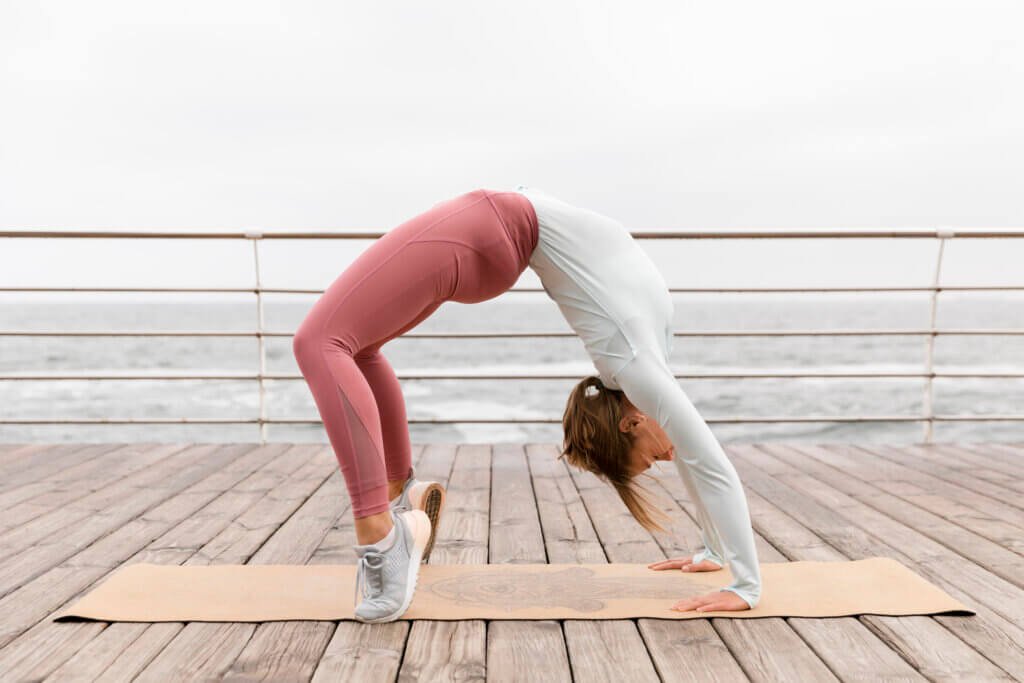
top-left (389, 477), bottom-right (446, 563)
top-left (352, 508), bottom-right (432, 623)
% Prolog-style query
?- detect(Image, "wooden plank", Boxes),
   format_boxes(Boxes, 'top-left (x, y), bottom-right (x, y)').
top-left (0, 444), bottom-right (50, 469)
top-left (812, 445), bottom-right (1024, 587)
top-left (127, 446), bottom-right (342, 681)
top-left (970, 443), bottom-right (1024, 474)
top-left (990, 443), bottom-right (1024, 455)
top-left (726, 446), bottom-right (998, 681)
top-left (0, 442), bottom-right (192, 535)
top-left (856, 448), bottom-right (1024, 561)
top-left (648, 462), bottom-right (915, 683)
top-left (954, 443), bottom-right (1024, 483)
top-left (834, 443), bottom-right (1024, 546)
top-left (309, 443), bottom-right (430, 683)
top-left (486, 443), bottom-right (571, 683)
top-left (568, 448), bottom-right (782, 683)
top-left (0, 444), bottom-right (70, 479)
top-left (36, 443), bottom-right (314, 682)
top-left (6, 439), bottom-right (1018, 681)
top-left (0, 443), bottom-right (117, 492)
top-left (650, 465), bottom-right (935, 681)
top-left (738, 443), bottom-right (1024, 680)
top-left (525, 444), bottom-right (662, 683)
top-left (5, 443), bottom-right (291, 682)
top-left (0, 446), bottom-right (102, 516)
top-left (2, 443), bottom-right (141, 492)
top-left (108, 443), bottom-right (437, 681)
top-left (224, 443), bottom-right (433, 683)
top-left (0, 443), bottom-right (231, 600)
top-left (771, 444), bottom-right (1024, 621)
top-left (0, 443), bottom-right (268, 679)
top-left (879, 444), bottom-right (1024, 505)
top-left (398, 444), bottom-right (490, 682)
top-left (211, 464), bottom-right (355, 681)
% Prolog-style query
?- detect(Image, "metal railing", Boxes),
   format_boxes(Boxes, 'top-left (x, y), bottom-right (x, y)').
top-left (2, 227), bottom-right (1023, 443)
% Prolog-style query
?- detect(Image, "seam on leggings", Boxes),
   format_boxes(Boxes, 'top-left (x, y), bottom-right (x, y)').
top-left (336, 383), bottom-right (368, 496)
top-left (408, 238), bottom-right (494, 300)
top-left (482, 192), bottom-right (522, 266)
top-left (409, 238), bottom-right (492, 259)
top-left (337, 383), bottom-right (391, 497)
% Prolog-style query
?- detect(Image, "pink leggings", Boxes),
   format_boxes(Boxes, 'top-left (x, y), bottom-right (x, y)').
top-left (293, 189), bottom-right (538, 518)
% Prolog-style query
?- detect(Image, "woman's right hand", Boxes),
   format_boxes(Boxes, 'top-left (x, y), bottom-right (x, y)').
top-left (647, 555), bottom-right (722, 572)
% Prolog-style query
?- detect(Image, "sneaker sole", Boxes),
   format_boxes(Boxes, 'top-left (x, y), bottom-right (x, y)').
top-left (354, 509), bottom-right (431, 624)
top-left (409, 482), bottom-right (446, 563)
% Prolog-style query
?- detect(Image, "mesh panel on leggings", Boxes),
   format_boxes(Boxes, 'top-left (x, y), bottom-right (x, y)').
top-left (336, 384), bottom-right (384, 494)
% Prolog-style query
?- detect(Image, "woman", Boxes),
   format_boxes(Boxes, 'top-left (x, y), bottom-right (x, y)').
top-left (293, 186), bottom-right (762, 623)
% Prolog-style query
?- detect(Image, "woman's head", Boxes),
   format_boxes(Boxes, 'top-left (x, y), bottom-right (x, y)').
top-left (560, 375), bottom-right (675, 533)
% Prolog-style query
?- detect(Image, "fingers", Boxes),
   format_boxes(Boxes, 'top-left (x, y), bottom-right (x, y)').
top-left (671, 599), bottom-right (730, 612)
top-left (647, 557), bottom-right (693, 571)
top-left (670, 589), bottom-right (751, 612)
top-left (648, 555), bottom-right (722, 572)
top-left (689, 559), bottom-right (722, 572)
top-left (670, 594), bottom-right (730, 612)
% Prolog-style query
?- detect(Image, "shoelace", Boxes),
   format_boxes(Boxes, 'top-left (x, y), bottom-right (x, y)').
top-left (354, 550), bottom-right (385, 607)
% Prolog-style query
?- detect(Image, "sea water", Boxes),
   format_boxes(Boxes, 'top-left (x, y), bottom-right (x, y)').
top-left (1, 294), bottom-right (1021, 444)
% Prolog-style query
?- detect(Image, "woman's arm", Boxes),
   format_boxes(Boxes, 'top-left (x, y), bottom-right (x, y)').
top-left (611, 347), bottom-right (762, 608)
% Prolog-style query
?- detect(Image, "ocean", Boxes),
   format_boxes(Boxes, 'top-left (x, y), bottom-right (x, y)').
top-left (1, 294), bottom-right (1022, 445)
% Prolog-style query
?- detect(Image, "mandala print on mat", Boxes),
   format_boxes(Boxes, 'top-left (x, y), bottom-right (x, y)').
top-left (428, 566), bottom-right (707, 612)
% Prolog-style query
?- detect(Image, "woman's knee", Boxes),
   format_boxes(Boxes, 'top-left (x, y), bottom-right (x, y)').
top-left (292, 321), bottom-right (321, 372)
top-left (292, 318), bottom-right (358, 371)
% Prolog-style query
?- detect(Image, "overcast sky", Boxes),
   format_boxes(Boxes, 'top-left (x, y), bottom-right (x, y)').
top-left (1, 1), bottom-right (1022, 295)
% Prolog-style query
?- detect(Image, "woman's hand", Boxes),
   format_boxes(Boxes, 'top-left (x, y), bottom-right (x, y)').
top-left (670, 589), bottom-right (752, 612)
top-left (647, 555), bottom-right (722, 573)
top-left (648, 555), bottom-right (751, 612)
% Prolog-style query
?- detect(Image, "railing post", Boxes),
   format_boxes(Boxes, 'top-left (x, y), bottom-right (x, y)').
top-left (923, 227), bottom-right (954, 443)
top-left (246, 230), bottom-right (268, 444)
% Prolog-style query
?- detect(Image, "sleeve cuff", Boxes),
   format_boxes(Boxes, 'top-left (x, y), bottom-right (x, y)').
top-left (692, 548), bottom-right (723, 567)
top-left (718, 586), bottom-right (759, 609)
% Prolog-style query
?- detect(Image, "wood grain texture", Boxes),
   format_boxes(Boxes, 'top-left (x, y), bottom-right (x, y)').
top-left (743, 443), bottom-right (1023, 680)
top-left (0, 441), bottom-right (1014, 682)
top-left (527, 443), bottom-right (662, 683)
top-left (399, 443), bottom-right (487, 682)
top-left (486, 443), bottom-right (571, 683)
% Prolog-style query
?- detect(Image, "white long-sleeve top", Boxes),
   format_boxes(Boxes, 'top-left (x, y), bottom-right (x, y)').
top-left (513, 184), bottom-right (763, 609)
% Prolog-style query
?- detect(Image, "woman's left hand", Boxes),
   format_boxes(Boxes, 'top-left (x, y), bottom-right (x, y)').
top-left (670, 589), bottom-right (751, 612)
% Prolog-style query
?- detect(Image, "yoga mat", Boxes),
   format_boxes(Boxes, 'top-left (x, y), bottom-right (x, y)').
top-left (53, 557), bottom-right (973, 622)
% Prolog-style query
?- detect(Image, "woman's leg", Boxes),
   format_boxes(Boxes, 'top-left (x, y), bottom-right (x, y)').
top-left (292, 190), bottom-right (532, 546)
top-left (292, 245), bottom-right (447, 544)
top-left (353, 347), bottom-right (413, 490)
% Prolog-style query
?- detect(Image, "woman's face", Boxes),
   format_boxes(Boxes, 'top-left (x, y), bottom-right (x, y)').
top-left (618, 399), bottom-right (675, 476)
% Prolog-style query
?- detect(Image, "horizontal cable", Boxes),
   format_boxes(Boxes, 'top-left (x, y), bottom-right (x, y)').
top-left (1, 415), bottom-right (1022, 425)
top-left (1, 371), bottom-right (1022, 380)
top-left (3, 228), bottom-right (1024, 239)
top-left (2, 328), bottom-right (1022, 338)
top-left (2, 285), bottom-right (1023, 294)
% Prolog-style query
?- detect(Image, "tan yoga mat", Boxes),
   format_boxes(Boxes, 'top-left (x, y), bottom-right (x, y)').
top-left (53, 557), bottom-right (973, 622)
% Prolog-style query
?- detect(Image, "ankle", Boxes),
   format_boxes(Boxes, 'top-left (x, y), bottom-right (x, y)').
top-left (354, 511), bottom-right (394, 545)
top-left (387, 478), bottom-right (409, 501)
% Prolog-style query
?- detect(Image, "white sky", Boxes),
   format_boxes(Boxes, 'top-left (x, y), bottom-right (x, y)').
top-left (1, 0), bottom-right (1022, 294)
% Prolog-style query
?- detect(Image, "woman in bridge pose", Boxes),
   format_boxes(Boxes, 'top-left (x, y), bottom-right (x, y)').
top-left (292, 186), bottom-right (762, 623)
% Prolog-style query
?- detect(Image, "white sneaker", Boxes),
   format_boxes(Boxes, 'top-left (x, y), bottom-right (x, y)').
top-left (389, 476), bottom-right (446, 563)
top-left (352, 508), bottom-right (431, 623)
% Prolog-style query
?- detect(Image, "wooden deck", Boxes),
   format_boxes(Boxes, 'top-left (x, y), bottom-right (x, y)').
top-left (0, 441), bottom-right (1022, 682)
